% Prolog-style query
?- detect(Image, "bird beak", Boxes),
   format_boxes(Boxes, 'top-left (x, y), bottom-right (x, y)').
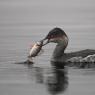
top-left (40, 38), bottom-right (49, 46)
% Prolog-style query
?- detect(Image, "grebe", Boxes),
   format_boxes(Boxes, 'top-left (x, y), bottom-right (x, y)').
top-left (42, 27), bottom-right (69, 67)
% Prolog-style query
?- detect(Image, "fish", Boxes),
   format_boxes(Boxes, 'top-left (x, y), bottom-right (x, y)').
top-left (29, 41), bottom-right (43, 57)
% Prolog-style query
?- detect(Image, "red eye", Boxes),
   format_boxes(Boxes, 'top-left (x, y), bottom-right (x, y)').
top-left (51, 35), bottom-right (54, 38)
top-left (47, 35), bottom-right (59, 39)
top-left (47, 35), bottom-right (53, 39)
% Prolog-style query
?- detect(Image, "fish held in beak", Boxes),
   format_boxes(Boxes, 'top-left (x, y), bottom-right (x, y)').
top-left (28, 41), bottom-right (43, 57)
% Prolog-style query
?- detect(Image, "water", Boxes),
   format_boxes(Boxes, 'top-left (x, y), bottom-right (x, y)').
top-left (0, 24), bottom-right (95, 95)
top-left (0, 0), bottom-right (95, 95)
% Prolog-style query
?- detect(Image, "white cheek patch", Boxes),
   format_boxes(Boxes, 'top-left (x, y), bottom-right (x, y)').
top-left (49, 36), bottom-right (69, 47)
top-left (49, 38), bottom-right (58, 42)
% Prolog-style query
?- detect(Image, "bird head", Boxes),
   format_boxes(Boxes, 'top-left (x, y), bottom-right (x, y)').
top-left (42, 27), bottom-right (68, 45)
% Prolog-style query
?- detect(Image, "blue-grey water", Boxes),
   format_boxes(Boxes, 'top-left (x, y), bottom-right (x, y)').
top-left (0, 0), bottom-right (95, 95)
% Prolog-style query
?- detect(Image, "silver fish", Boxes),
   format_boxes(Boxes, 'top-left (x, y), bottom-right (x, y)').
top-left (29, 41), bottom-right (43, 57)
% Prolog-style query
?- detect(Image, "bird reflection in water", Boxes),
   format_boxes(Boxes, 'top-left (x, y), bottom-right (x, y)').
top-left (27, 61), bottom-right (68, 95)
top-left (46, 61), bottom-right (68, 95)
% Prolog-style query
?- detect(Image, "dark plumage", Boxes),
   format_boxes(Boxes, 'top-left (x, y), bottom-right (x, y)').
top-left (45, 27), bottom-right (67, 39)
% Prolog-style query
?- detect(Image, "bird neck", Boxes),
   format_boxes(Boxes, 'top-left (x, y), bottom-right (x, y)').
top-left (52, 44), bottom-right (65, 58)
top-left (51, 36), bottom-right (68, 62)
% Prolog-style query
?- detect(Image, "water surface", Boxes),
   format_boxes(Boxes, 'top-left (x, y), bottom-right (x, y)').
top-left (0, 0), bottom-right (95, 95)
